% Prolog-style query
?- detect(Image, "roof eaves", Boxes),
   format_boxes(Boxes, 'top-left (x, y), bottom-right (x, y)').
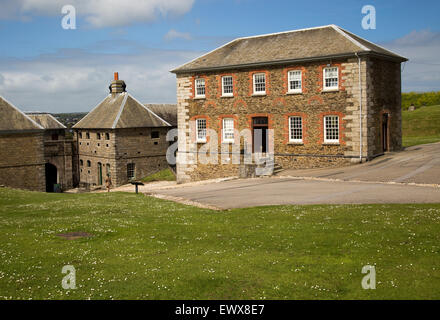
top-left (357, 50), bottom-right (408, 62)
top-left (111, 92), bottom-right (129, 129)
top-left (172, 52), bottom-right (366, 74)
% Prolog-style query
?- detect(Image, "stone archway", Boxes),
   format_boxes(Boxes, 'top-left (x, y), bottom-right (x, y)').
top-left (45, 163), bottom-right (58, 192)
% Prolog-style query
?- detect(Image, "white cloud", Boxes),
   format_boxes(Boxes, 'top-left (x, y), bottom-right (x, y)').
top-left (1, 0), bottom-right (195, 28)
top-left (382, 29), bottom-right (440, 92)
top-left (164, 29), bottom-right (192, 41)
top-left (0, 46), bottom-right (201, 112)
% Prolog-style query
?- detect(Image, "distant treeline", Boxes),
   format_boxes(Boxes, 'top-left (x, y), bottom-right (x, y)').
top-left (402, 91), bottom-right (440, 110)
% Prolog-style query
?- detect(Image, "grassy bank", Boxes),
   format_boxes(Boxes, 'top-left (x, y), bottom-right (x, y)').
top-left (402, 105), bottom-right (440, 147)
top-left (0, 188), bottom-right (439, 299)
top-left (140, 168), bottom-right (176, 183)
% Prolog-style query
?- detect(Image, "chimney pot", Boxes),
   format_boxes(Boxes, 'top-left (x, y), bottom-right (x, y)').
top-left (114, 72), bottom-right (119, 81)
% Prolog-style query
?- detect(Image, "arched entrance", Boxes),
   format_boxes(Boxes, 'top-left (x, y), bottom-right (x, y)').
top-left (45, 163), bottom-right (58, 192)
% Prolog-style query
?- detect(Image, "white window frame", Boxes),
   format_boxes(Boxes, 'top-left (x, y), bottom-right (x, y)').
top-left (127, 163), bottom-right (135, 180)
top-left (196, 118), bottom-right (207, 143)
top-left (288, 116), bottom-right (303, 143)
top-left (253, 73), bottom-right (266, 95)
top-left (324, 115), bottom-right (340, 144)
top-left (195, 78), bottom-right (206, 98)
top-left (323, 67), bottom-right (339, 91)
top-left (222, 118), bottom-right (235, 143)
top-left (221, 76), bottom-right (234, 97)
top-left (288, 70), bottom-right (302, 93)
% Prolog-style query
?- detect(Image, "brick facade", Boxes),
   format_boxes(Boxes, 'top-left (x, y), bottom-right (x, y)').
top-left (175, 57), bottom-right (403, 183)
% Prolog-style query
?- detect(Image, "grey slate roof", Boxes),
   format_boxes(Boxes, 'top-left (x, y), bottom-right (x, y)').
top-left (73, 92), bottom-right (172, 129)
top-left (0, 96), bottom-right (44, 133)
top-left (145, 104), bottom-right (177, 126)
top-left (26, 112), bottom-right (66, 130)
top-left (171, 25), bottom-right (407, 73)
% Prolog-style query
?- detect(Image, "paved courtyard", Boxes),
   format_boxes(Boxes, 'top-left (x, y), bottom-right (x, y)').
top-left (115, 143), bottom-right (440, 209)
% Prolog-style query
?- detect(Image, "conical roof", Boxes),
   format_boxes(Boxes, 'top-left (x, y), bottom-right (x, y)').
top-left (73, 92), bottom-right (171, 129)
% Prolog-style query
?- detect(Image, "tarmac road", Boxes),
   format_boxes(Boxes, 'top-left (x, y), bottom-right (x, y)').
top-left (150, 143), bottom-right (440, 209)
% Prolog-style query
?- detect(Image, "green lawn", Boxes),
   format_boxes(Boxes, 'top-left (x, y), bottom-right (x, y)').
top-left (402, 105), bottom-right (440, 147)
top-left (140, 168), bottom-right (176, 183)
top-left (0, 188), bottom-right (439, 300)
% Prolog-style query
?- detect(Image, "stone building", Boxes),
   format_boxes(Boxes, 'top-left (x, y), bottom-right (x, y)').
top-left (72, 73), bottom-right (176, 188)
top-left (0, 96), bottom-right (45, 191)
top-left (171, 25), bottom-right (407, 183)
top-left (26, 112), bottom-right (75, 191)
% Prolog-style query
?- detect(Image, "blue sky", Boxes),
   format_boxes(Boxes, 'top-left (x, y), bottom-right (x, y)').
top-left (0, 0), bottom-right (439, 112)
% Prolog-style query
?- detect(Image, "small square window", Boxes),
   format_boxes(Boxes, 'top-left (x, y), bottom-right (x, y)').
top-left (97, 133), bottom-right (101, 140)
top-left (195, 78), bottom-right (205, 98)
top-left (105, 133), bottom-right (110, 140)
top-left (86, 132), bottom-right (90, 139)
top-left (151, 131), bottom-right (160, 139)
top-left (222, 76), bottom-right (233, 97)
top-left (196, 118), bottom-right (207, 142)
top-left (253, 73), bottom-right (266, 94)
top-left (78, 132), bottom-right (82, 139)
top-left (289, 116), bottom-right (303, 142)
top-left (288, 70), bottom-right (302, 93)
top-left (324, 67), bottom-right (339, 90)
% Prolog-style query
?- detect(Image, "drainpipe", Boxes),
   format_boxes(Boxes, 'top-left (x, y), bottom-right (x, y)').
top-left (355, 52), bottom-right (363, 163)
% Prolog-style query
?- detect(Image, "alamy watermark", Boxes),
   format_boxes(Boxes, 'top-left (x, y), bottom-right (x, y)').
top-left (361, 5), bottom-right (376, 30)
top-left (361, 265), bottom-right (376, 289)
top-left (61, 265), bottom-right (77, 289)
top-left (61, 5), bottom-right (76, 30)
top-left (165, 126), bottom-right (275, 176)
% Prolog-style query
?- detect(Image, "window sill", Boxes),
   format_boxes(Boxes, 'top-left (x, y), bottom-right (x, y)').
top-left (322, 142), bottom-right (340, 146)
top-left (286, 91), bottom-right (302, 95)
top-left (322, 88), bottom-right (339, 93)
top-left (194, 96), bottom-right (206, 100)
top-left (221, 95), bottom-right (234, 98)
top-left (221, 141), bottom-right (235, 144)
top-left (252, 93), bottom-right (266, 97)
top-left (288, 142), bottom-right (304, 145)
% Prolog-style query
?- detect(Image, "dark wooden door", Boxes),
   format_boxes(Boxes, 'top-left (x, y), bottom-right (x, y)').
top-left (252, 117), bottom-right (268, 153)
